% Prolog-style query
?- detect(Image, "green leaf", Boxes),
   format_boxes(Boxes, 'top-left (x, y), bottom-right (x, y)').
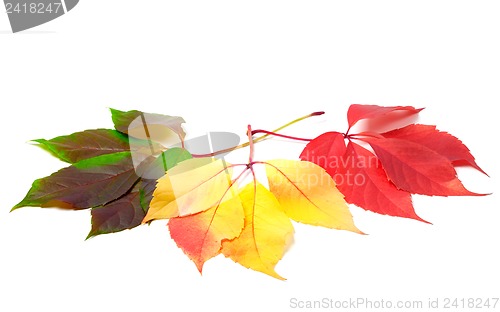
top-left (141, 147), bottom-right (193, 179)
top-left (33, 129), bottom-right (163, 164)
top-left (87, 148), bottom-right (192, 238)
top-left (13, 152), bottom-right (138, 210)
top-left (110, 108), bottom-right (186, 142)
top-left (33, 129), bottom-right (130, 163)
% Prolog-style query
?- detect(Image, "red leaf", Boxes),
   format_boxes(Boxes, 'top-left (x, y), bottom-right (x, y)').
top-left (301, 132), bottom-right (424, 221)
top-left (335, 142), bottom-right (426, 222)
top-left (382, 124), bottom-right (487, 175)
top-left (362, 137), bottom-right (482, 196)
top-left (299, 132), bottom-right (346, 175)
top-left (347, 104), bottom-right (423, 129)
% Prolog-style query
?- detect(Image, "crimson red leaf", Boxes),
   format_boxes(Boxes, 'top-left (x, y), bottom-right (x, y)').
top-left (299, 132), bottom-right (346, 175)
top-left (363, 137), bottom-right (482, 196)
top-left (347, 104), bottom-right (423, 129)
top-left (13, 152), bottom-right (138, 210)
top-left (335, 142), bottom-right (425, 222)
top-left (382, 124), bottom-right (487, 175)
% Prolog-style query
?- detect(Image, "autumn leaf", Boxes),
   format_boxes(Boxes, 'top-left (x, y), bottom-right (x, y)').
top-left (146, 157), bottom-right (244, 273)
top-left (381, 124), bottom-right (487, 175)
top-left (361, 137), bottom-right (482, 196)
top-left (143, 158), bottom-right (239, 221)
top-left (265, 159), bottom-right (360, 232)
top-left (298, 132), bottom-right (346, 175)
top-left (146, 135), bottom-right (359, 278)
top-left (336, 142), bottom-right (424, 221)
top-left (13, 152), bottom-right (139, 210)
top-left (15, 108), bottom-right (192, 239)
top-left (88, 148), bottom-right (192, 238)
top-left (302, 104), bottom-right (487, 222)
top-left (87, 179), bottom-right (156, 238)
top-left (33, 129), bottom-right (132, 163)
top-left (168, 194), bottom-right (245, 273)
top-left (221, 183), bottom-right (294, 280)
top-left (110, 108), bottom-right (186, 143)
top-left (13, 107), bottom-right (490, 280)
top-left (347, 104), bottom-right (423, 130)
top-left (33, 129), bottom-right (161, 164)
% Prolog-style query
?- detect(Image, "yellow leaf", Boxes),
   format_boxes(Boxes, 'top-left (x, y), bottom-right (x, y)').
top-left (265, 159), bottom-right (361, 233)
top-left (143, 158), bottom-right (237, 222)
top-left (221, 182), bottom-right (294, 280)
top-left (168, 195), bottom-right (245, 273)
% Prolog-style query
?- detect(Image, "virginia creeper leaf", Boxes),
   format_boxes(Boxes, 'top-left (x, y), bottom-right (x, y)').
top-left (33, 129), bottom-right (159, 164)
top-left (147, 156), bottom-right (361, 278)
top-left (110, 108), bottom-right (186, 142)
top-left (382, 124), bottom-right (487, 175)
top-left (144, 158), bottom-right (237, 222)
top-left (363, 137), bottom-right (482, 196)
top-left (87, 179), bottom-right (156, 238)
top-left (14, 105), bottom-right (489, 279)
top-left (13, 152), bottom-right (138, 210)
top-left (299, 131), bottom-right (346, 175)
top-left (88, 148), bottom-right (192, 238)
top-left (221, 183), bottom-right (294, 280)
top-left (300, 104), bottom-right (488, 222)
top-left (335, 142), bottom-right (425, 221)
top-left (141, 147), bottom-right (193, 180)
top-left (265, 159), bottom-right (360, 233)
top-left (168, 194), bottom-right (244, 273)
top-left (347, 104), bottom-right (423, 129)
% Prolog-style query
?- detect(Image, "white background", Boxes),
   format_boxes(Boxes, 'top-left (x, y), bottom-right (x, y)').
top-left (0, 1), bottom-right (498, 311)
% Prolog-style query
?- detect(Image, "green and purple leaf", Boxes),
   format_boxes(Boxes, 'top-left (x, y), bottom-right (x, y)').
top-left (87, 179), bottom-right (156, 238)
top-left (34, 129), bottom-right (132, 163)
top-left (110, 108), bottom-right (186, 142)
top-left (34, 129), bottom-right (165, 164)
top-left (13, 152), bottom-right (138, 210)
top-left (87, 148), bottom-right (192, 238)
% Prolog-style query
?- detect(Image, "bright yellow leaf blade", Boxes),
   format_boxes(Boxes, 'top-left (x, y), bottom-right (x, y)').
top-left (221, 182), bottom-right (294, 280)
top-left (143, 158), bottom-right (237, 223)
top-left (168, 195), bottom-right (245, 273)
top-left (265, 159), bottom-right (361, 233)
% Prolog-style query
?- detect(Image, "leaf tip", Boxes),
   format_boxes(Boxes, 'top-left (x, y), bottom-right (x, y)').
top-left (461, 190), bottom-right (491, 197)
top-left (10, 205), bottom-right (22, 212)
top-left (11, 200), bottom-right (28, 211)
top-left (31, 138), bottom-right (46, 144)
top-left (141, 216), bottom-right (154, 225)
top-left (195, 262), bottom-right (205, 275)
top-left (412, 215), bottom-right (432, 225)
top-left (273, 272), bottom-right (287, 281)
top-left (85, 230), bottom-right (97, 241)
top-left (477, 192), bottom-right (493, 197)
